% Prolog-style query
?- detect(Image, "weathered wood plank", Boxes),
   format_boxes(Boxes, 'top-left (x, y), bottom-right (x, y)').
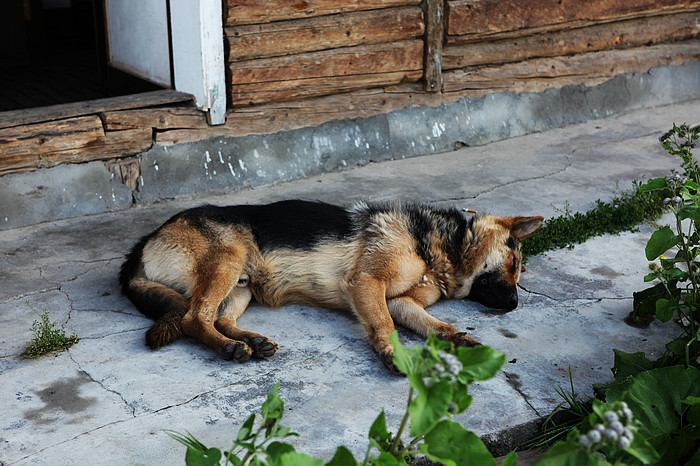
top-left (102, 107), bottom-right (209, 131)
top-left (230, 40), bottom-right (423, 105)
top-left (231, 40), bottom-right (423, 84)
top-left (423, 0), bottom-right (445, 92)
top-left (40, 128), bottom-right (152, 166)
top-left (443, 12), bottom-right (700, 69)
top-left (0, 90), bottom-right (194, 130)
top-left (446, 0), bottom-right (700, 38)
top-left (0, 115), bottom-right (153, 175)
top-left (225, 0), bottom-right (421, 26)
top-left (232, 70), bottom-right (423, 106)
top-left (442, 41), bottom-right (700, 93)
top-left (1, 116), bottom-right (104, 158)
top-left (226, 6), bottom-right (424, 61)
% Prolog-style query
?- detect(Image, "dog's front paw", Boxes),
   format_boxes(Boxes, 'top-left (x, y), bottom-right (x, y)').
top-left (437, 332), bottom-right (481, 348)
top-left (381, 353), bottom-right (403, 376)
top-left (218, 341), bottom-right (253, 362)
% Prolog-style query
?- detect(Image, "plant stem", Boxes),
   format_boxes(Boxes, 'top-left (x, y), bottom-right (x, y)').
top-left (390, 386), bottom-right (414, 456)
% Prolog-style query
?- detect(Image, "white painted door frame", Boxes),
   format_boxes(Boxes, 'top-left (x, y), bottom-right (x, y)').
top-left (104, 0), bottom-right (227, 125)
top-left (170, 0), bottom-right (227, 125)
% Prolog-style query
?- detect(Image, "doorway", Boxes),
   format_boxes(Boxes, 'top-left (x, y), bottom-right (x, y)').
top-left (0, 0), bottom-right (164, 112)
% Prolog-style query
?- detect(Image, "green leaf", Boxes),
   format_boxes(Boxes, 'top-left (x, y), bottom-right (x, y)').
top-left (638, 177), bottom-right (667, 193)
top-left (368, 411), bottom-right (392, 452)
top-left (623, 430), bottom-right (660, 465)
top-left (655, 298), bottom-right (674, 322)
top-left (532, 440), bottom-right (609, 466)
top-left (500, 451), bottom-right (518, 466)
top-left (678, 205), bottom-right (700, 222)
top-left (605, 366), bottom-right (700, 442)
top-left (421, 420), bottom-right (495, 466)
top-left (185, 446), bottom-right (222, 466)
top-left (262, 382), bottom-right (284, 424)
top-left (277, 451), bottom-right (324, 466)
top-left (456, 345), bottom-right (506, 383)
top-left (389, 331), bottom-right (414, 375)
top-left (645, 226), bottom-right (680, 261)
top-left (611, 350), bottom-right (654, 382)
top-left (325, 446), bottom-right (358, 466)
top-left (372, 452), bottom-right (405, 466)
top-left (237, 414), bottom-right (256, 442)
top-left (408, 376), bottom-right (452, 437)
top-left (630, 282), bottom-right (677, 326)
top-left (267, 442), bottom-right (296, 465)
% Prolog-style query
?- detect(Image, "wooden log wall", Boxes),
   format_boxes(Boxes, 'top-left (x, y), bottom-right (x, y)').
top-left (442, 0), bottom-right (700, 91)
top-left (224, 1), bottom-right (425, 106)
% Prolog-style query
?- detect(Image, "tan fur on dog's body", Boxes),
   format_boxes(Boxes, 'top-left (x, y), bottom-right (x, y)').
top-left (120, 200), bottom-right (542, 371)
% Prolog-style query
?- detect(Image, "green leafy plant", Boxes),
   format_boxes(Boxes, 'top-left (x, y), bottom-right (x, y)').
top-left (521, 187), bottom-right (665, 263)
top-left (532, 123), bottom-right (700, 465)
top-left (629, 122), bottom-right (700, 367)
top-left (167, 332), bottom-right (514, 466)
top-left (22, 305), bottom-right (79, 358)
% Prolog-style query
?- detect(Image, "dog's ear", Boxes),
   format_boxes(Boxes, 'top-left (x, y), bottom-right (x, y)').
top-left (508, 216), bottom-right (544, 241)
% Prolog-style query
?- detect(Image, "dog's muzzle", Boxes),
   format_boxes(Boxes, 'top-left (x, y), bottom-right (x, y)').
top-left (467, 272), bottom-right (518, 311)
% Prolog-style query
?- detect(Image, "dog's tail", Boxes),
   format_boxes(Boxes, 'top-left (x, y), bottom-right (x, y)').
top-left (119, 239), bottom-right (188, 349)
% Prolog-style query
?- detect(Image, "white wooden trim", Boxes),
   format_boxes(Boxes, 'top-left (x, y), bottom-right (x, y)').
top-left (169, 0), bottom-right (227, 125)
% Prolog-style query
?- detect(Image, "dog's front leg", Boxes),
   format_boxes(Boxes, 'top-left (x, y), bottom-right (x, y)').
top-left (348, 272), bottom-right (397, 371)
top-left (388, 290), bottom-right (481, 348)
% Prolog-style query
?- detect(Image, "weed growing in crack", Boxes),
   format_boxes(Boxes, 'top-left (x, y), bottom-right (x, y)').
top-left (22, 303), bottom-right (79, 358)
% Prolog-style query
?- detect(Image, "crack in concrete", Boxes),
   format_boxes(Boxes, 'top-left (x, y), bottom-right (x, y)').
top-left (503, 371), bottom-right (542, 418)
top-left (68, 353), bottom-right (137, 418)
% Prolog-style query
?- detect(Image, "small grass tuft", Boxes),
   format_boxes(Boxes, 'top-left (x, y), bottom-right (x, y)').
top-left (22, 305), bottom-right (79, 359)
top-left (521, 185), bottom-right (665, 262)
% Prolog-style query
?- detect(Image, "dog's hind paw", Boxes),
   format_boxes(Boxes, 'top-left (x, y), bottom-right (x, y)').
top-left (218, 342), bottom-right (253, 362)
top-left (247, 336), bottom-right (278, 358)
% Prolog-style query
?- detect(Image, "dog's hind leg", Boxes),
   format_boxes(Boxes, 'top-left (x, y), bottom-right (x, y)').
top-left (124, 277), bottom-right (189, 348)
top-left (388, 293), bottom-right (481, 347)
top-left (214, 279), bottom-right (278, 358)
top-left (180, 246), bottom-right (255, 362)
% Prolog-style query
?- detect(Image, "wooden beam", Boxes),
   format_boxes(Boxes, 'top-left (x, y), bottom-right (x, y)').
top-left (443, 12), bottom-right (700, 69)
top-left (230, 40), bottom-right (424, 105)
top-left (0, 115), bottom-right (153, 175)
top-left (0, 90), bottom-right (194, 130)
top-left (224, 0), bottom-right (421, 26)
top-left (441, 41), bottom-right (700, 93)
top-left (446, 0), bottom-right (700, 39)
top-left (423, 0), bottom-right (445, 92)
top-left (226, 6), bottom-right (424, 61)
top-left (102, 107), bottom-right (209, 131)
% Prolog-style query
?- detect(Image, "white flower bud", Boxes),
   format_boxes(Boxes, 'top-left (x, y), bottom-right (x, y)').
top-left (579, 435), bottom-right (591, 447)
top-left (610, 421), bottom-right (625, 434)
top-left (587, 429), bottom-right (602, 443)
top-left (618, 436), bottom-right (631, 449)
top-left (604, 428), bottom-right (619, 441)
top-left (604, 411), bottom-right (619, 424)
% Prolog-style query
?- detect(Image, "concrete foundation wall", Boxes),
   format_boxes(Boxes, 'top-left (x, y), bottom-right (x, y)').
top-left (2, 61), bottom-right (700, 231)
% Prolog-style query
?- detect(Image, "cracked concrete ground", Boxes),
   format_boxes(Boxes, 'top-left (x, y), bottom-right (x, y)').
top-left (1, 99), bottom-right (699, 465)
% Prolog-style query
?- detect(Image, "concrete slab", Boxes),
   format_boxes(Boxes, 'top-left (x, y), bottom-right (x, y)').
top-left (1, 98), bottom-right (699, 465)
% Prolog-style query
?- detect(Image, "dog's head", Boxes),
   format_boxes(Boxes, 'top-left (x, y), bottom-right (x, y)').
top-left (454, 215), bottom-right (543, 311)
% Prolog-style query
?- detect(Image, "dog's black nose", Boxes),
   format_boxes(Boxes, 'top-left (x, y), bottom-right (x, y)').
top-left (508, 293), bottom-right (518, 309)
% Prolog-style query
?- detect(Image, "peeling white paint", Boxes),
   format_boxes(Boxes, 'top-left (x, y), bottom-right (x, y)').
top-left (253, 149), bottom-right (260, 158)
top-left (218, 151), bottom-right (224, 163)
top-left (228, 162), bottom-right (236, 176)
top-left (432, 122), bottom-right (445, 138)
top-left (238, 159), bottom-right (247, 172)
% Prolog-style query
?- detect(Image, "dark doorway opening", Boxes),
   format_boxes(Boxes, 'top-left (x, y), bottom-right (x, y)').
top-left (0, 0), bottom-right (162, 112)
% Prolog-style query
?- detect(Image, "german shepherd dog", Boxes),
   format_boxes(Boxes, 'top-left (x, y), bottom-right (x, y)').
top-left (119, 200), bottom-right (542, 371)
